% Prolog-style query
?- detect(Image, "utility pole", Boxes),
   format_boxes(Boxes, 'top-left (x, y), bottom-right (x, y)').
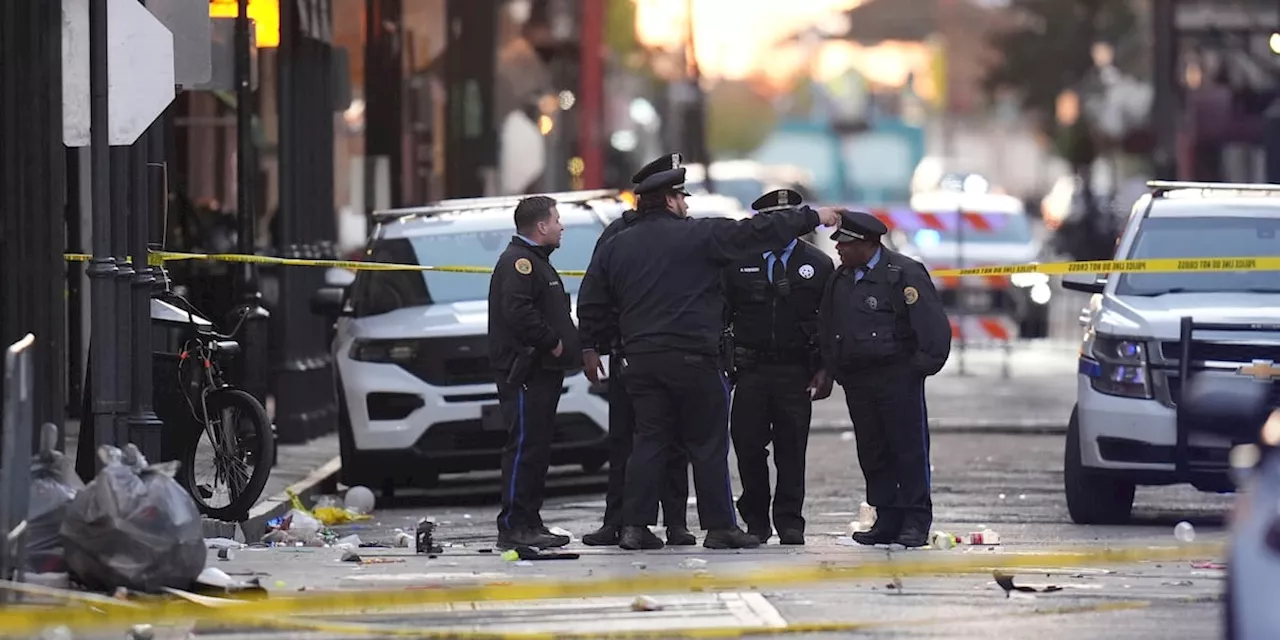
top-left (232, 0), bottom-right (271, 406)
top-left (685, 0), bottom-right (713, 190)
top-left (578, 0), bottom-right (604, 190)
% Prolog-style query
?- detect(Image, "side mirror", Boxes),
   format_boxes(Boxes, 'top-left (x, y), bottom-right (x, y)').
top-left (310, 287), bottom-right (349, 317)
top-left (1062, 272), bottom-right (1106, 294)
top-left (1180, 374), bottom-right (1273, 441)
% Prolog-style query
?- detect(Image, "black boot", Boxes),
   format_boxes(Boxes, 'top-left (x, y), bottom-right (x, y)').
top-left (619, 525), bottom-right (664, 550)
top-left (895, 527), bottom-right (929, 548)
top-left (582, 524), bottom-right (620, 546)
top-left (703, 527), bottom-right (761, 550)
top-left (778, 529), bottom-right (805, 545)
top-left (665, 525), bottom-right (697, 546)
top-left (851, 524), bottom-right (899, 546)
top-left (747, 527), bottom-right (772, 544)
top-left (497, 527), bottom-right (562, 550)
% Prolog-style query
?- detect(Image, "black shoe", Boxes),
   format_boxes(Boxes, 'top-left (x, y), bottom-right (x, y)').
top-left (619, 526), bottom-right (664, 550)
top-left (703, 527), bottom-right (761, 550)
top-left (895, 527), bottom-right (928, 548)
top-left (582, 524), bottom-right (620, 546)
top-left (496, 527), bottom-right (563, 550)
top-left (851, 525), bottom-right (899, 546)
top-left (666, 526), bottom-right (697, 546)
top-left (747, 529), bottom-right (771, 544)
top-left (778, 529), bottom-right (805, 545)
top-left (534, 525), bottom-right (571, 548)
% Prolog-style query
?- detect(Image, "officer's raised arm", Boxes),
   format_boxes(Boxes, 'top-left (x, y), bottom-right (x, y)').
top-left (699, 204), bottom-right (840, 265)
top-left (901, 262), bottom-right (952, 376)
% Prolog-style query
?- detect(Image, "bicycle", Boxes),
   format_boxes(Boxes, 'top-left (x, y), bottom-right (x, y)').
top-left (164, 291), bottom-right (275, 521)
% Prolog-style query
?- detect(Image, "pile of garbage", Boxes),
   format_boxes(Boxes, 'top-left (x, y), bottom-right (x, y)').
top-left (260, 486), bottom-right (374, 546)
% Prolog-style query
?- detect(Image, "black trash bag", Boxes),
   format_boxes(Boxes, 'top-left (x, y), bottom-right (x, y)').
top-left (25, 425), bottom-right (85, 574)
top-left (61, 444), bottom-right (206, 592)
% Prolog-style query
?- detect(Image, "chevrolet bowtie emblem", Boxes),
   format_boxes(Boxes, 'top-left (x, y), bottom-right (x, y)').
top-left (1237, 359), bottom-right (1280, 381)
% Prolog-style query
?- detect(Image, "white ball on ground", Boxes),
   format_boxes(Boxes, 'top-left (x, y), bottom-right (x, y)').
top-left (345, 485), bottom-right (376, 514)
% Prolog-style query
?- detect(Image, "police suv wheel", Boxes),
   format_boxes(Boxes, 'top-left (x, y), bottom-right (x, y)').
top-left (1064, 407), bottom-right (1135, 525)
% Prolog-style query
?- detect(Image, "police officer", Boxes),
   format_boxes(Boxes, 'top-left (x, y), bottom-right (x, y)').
top-left (489, 196), bottom-right (581, 550)
top-left (579, 167), bottom-right (841, 550)
top-left (581, 154), bottom-right (693, 548)
top-left (724, 189), bottom-right (835, 546)
top-left (817, 210), bottom-right (951, 547)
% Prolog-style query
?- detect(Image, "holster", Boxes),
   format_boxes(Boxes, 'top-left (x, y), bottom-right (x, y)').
top-left (719, 330), bottom-right (737, 383)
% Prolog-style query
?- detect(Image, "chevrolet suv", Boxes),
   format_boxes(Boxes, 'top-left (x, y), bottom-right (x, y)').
top-left (311, 191), bottom-right (619, 496)
top-left (1063, 181), bottom-right (1280, 524)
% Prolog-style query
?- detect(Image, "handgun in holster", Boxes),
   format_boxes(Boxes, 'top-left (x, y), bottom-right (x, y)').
top-left (719, 329), bottom-right (737, 383)
top-left (507, 346), bottom-right (537, 386)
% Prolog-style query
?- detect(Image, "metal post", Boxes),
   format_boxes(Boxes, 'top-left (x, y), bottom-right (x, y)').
top-left (125, 119), bottom-right (164, 460)
top-left (0, 335), bottom-right (36, 602)
top-left (578, 0), bottom-right (604, 190)
top-left (232, 0), bottom-right (271, 406)
top-left (1151, 0), bottom-right (1177, 180)
top-left (111, 145), bottom-right (135, 448)
top-left (1265, 100), bottom-right (1280, 183)
top-left (88, 0), bottom-right (122, 457)
top-left (954, 205), bottom-right (967, 376)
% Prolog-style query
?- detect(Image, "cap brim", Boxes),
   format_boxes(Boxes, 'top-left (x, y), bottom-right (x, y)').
top-left (830, 228), bottom-right (866, 243)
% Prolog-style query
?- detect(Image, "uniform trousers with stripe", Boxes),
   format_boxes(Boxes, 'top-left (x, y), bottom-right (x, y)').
top-left (621, 351), bottom-right (736, 530)
top-left (495, 368), bottom-right (565, 532)
top-left (838, 361), bottom-right (932, 533)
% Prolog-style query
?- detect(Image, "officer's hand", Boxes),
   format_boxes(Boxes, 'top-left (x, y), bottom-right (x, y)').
top-left (552, 340), bottom-right (564, 357)
top-left (582, 349), bottom-right (605, 384)
top-left (808, 370), bottom-right (833, 401)
top-left (815, 207), bottom-right (841, 228)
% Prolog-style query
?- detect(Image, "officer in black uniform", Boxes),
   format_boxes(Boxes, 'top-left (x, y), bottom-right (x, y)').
top-left (817, 210), bottom-right (951, 548)
top-left (724, 189), bottom-right (835, 546)
top-left (579, 167), bottom-right (841, 550)
top-left (581, 154), bottom-right (694, 547)
top-left (488, 196), bottom-right (582, 550)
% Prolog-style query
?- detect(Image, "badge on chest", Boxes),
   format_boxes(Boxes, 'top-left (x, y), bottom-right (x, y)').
top-left (865, 296), bottom-right (879, 310)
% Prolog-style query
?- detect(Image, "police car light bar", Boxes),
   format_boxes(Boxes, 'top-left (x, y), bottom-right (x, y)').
top-left (372, 189), bottom-right (622, 221)
top-left (1148, 180), bottom-right (1280, 196)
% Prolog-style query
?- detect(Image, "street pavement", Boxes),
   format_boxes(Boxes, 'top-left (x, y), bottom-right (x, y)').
top-left (171, 340), bottom-right (1231, 640)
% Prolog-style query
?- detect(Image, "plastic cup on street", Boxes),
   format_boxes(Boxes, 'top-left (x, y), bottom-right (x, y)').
top-left (858, 502), bottom-right (877, 528)
top-left (344, 486), bottom-right (376, 514)
top-left (1174, 521), bottom-right (1195, 543)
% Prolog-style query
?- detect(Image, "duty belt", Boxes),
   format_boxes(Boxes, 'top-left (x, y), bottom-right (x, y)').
top-left (737, 346), bottom-right (809, 365)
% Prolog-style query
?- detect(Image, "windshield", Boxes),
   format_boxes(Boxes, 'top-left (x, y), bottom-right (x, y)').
top-left (349, 223), bottom-right (602, 316)
top-left (1116, 215), bottom-right (1280, 296)
top-left (908, 213), bottom-right (1033, 245)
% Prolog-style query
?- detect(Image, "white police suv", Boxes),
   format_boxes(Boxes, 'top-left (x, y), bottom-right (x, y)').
top-left (1063, 181), bottom-right (1280, 524)
top-left (312, 191), bottom-right (619, 495)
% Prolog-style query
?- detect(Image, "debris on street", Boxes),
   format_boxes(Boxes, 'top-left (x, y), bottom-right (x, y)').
top-left (25, 424), bottom-right (83, 575)
top-left (631, 595), bottom-right (663, 611)
top-left (344, 486), bottom-right (376, 514)
top-left (1191, 561), bottom-right (1226, 570)
top-left (993, 571), bottom-right (1063, 597)
top-left (416, 518), bottom-right (443, 554)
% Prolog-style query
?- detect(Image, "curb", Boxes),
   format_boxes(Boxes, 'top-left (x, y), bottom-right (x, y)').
top-left (238, 455), bottom-right (343, 542)
top-left (811, 420), bottom-right (1067, 435)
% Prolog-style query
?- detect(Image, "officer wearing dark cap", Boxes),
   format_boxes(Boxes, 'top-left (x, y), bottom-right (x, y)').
top-left (817, 210), bottom-right (951, 548)
top-left (580, 153), bottom-right (693, 548)
top-left (579, 167), bottom-right (841, 551)
top-left (723, 189), bottom-right (835, 546)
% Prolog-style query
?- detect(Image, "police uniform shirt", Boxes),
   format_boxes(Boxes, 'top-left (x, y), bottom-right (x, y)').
top-left (820, 247), bottom-right (950, 376)
top-left (488, 235), bottom-right (583, 372)
top-left (724, 238), bottom-right (834, 355)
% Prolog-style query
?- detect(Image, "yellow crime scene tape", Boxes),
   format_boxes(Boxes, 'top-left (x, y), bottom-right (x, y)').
top-left (63, 251), bottom-right (1280, 278)
top-left (0, 542), bottom-right (1223, 636)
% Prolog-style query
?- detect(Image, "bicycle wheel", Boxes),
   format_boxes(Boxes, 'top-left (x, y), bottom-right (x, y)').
top-left (180, 388), bottom-right (275, 521)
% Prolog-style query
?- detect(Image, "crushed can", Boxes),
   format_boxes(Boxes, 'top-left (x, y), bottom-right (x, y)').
top-left (928, 531), bottom-right (957, 550)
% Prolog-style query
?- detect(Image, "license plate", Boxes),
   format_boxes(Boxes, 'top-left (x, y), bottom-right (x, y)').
top-left (480, 404), bottom-right (507, 432)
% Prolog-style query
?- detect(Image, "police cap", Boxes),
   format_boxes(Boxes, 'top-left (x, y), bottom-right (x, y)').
top-left (634, 167), bottom-right (691, 197)
top-left (751, 189), bottom-right (803, 213)
top-left (829, 209), bottom-right (888, 243)
top-left (632, 153), bottom-right (683, 184)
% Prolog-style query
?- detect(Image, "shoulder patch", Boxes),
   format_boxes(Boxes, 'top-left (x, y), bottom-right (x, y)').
top-left (798, 264), bottom-right (815, 279)
top-left (514, 258), bottom-right (533, 275)
top-left (903, 286), bottom-right (919, 305)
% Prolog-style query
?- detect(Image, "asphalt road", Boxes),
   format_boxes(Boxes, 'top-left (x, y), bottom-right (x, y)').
top-left (182, 430), bottom-right (1232, 639)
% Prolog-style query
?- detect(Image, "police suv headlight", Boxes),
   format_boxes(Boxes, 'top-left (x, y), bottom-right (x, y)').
top-left (1079, 330), bottom-right (1151, 399)
top-left (350, 339), bottom-right (419, 364)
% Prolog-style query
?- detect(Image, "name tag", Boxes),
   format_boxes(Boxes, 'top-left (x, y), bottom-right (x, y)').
top-left (549, 281), bottom-right (562, 288)
top-left (740, 266), bottom-right (761, 273)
